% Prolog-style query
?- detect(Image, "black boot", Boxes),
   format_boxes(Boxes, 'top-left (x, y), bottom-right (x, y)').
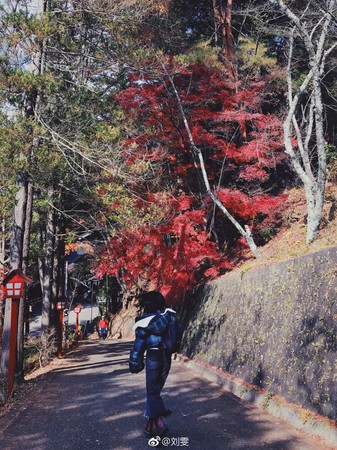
top-left (144, 418), bottom-right (154, 437)
top-left (154, 416), bottom-right (168, 436)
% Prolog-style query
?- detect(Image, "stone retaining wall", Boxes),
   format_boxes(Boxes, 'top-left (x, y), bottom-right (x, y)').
top-left (181, 246), bottom-right (337, 420)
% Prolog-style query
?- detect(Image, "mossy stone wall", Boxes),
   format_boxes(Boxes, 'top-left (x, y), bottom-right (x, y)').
top-left (181, 246), bottom-right (337, 420)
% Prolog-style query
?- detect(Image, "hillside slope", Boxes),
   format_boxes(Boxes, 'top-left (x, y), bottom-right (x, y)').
top-left (239, 183), bottom-right (337, 272)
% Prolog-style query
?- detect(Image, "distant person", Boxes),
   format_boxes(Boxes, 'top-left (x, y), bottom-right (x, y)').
top-left (129, 291), bottom-right (179, 438)
top-left (84, 320), bottom-right (90, 338)
top-left (98, 316), bottom-right (109, 339)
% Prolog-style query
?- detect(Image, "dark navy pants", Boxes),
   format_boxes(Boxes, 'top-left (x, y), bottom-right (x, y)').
top-left (145, 348), bottom-right (171, 419)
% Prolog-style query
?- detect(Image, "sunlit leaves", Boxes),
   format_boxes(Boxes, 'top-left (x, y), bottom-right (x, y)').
top-left (97, 205), bottom-right (232, 305)
top-left (96, 60), bottom-right (287, 303)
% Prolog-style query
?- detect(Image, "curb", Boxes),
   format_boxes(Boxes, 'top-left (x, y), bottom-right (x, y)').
top-left (176, 354), bottom-right (337, 449)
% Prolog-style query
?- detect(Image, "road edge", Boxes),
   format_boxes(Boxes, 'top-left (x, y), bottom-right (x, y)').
top-left (176, 354), bottom-right (337, 449)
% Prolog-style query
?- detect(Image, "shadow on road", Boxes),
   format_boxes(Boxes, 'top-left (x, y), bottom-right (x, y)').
top-left (0, 340), bottom-right (331, 450)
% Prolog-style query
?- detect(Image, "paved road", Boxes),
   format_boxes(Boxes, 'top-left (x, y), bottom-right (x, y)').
top-left (0, 340), bottom-right (333, 450)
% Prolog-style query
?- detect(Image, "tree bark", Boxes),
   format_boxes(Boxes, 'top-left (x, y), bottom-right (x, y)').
top-left (271, 0), bottom-right (335, 243)
top-left (0, 0), bottom-right (47, 390)
top-left (15, 180), bottom-right (34, 379)
top-left (57, 224), bottom-right (66, 300)
top-left (212, 0), bottom-right (236, 78)
top-left (0, 219), bottom-right (6, 326)
top-left (22, 180), bottom-right (34, 274)
top-left (9, 179), bottom-right (28, 271)
top-left (40, 187), bottom-right (55, 334)
top-left (0, 300), bottom-right (11, 376)
top-left (0, 179), bottom-right (28, 383)
top-left (51, 222), bottom-right (61, 328)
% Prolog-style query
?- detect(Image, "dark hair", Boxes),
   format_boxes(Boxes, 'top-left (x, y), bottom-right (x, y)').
top-left (139, 291), bottom-right (166, 314)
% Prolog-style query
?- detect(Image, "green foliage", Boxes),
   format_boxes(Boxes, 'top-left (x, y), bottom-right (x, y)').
top-left (257, 226), bottom-right (280, 244)
top-left (1, 0), bottom-right (334, 298)
top-left (94, 123), bottom-right (121, 143)
top-left (238, 37), bottom-right (276, 74)
top-left (326, 144), bottom-right (337, 182)
top-left (0, 1), bottom-right (134, 271)
top-left (97, 180), bottom-right (167, 232)
top-left (325, 144), bottom-right (336, 163)
top-left (175, 40), bottom-right (224, 70)
top-left (0, 119), bottom-right (31, 171)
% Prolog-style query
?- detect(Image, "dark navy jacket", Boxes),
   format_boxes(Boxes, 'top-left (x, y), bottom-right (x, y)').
top-left (129, 308), bottom-right (176, 373)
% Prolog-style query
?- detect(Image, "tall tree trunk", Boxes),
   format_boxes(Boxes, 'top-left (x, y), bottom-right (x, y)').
top-left (0, 300), bottom-right (11, 376)
top-left (16, 295), bottom-right (25, 384)
top-left (212, 0), bottom-right (236, 78)
top-left (0, 219), bottom-right (6, 327)
top-left (16, 180), bottom-right (34, 381)
top-left (9, 179), bottom-right (28, 271)
top-left (1, 179), bottom-right (28, 380)
top-left (57, 223), bottom-right (66, 300)
top-left (1, 0), bottom-right (47, 390)
top-left (0, 219), bottom-right (5, 267)
top-left (22, 180), bottom-right (34, 274)
top-left (40, 187), bottom-right (55, 334)
top-left (51, 222), bottom-right (61, 328)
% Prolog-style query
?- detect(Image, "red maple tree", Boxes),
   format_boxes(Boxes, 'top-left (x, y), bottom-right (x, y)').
top-left (96, 206), bottom-right (232, 306)
top-left (95, 61), bottom-right (287, 305)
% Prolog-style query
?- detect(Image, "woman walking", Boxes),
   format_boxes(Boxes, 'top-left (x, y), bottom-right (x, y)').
top-left (129, 291), bottom-right (178, 437)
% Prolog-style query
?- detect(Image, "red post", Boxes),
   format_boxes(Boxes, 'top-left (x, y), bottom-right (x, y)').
top-left (75, 312), bottom-right (79, 336)
top-left (56, 301), bottom-right (66, 358)
top-left (57, 309), bottom-right (63, 358)
top-left (8, 298), bottom-right (19, 396)
top-left (74, 305), bottom-right (82, 337)
top-left (2, 270), bottom-right (33, 398)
